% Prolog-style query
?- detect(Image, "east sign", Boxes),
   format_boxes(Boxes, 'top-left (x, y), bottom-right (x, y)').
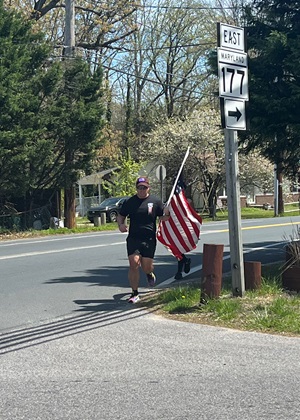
top-left (218, 23), bottom-right (245, 53)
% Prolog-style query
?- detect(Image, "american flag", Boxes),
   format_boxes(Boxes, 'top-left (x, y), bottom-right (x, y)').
top-left (157, 178), bottom-right (202, 260)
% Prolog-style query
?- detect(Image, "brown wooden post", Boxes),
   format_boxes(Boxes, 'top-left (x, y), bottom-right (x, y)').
top-left (244, 261), bottom-right (261, 290)
top-left (282, 243), bottom-right (300, 292)
top-left (201, 244), bottom-right (224, 299)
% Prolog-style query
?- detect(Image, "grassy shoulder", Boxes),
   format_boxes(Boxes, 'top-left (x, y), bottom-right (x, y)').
top-left (0, 218), bottom-right (116, 240)
top-left (139, 264), bottom-right (300, 337)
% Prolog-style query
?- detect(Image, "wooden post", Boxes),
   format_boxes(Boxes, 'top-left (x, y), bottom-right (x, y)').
top-left (282, 243), bottom-right (300, 292)
top-left (201, 244), bottom-right (224, 299)
top-left (244, 261), bottom-right (261, 290)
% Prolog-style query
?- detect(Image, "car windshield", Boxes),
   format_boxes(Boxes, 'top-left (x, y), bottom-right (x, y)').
top-left (99, 197), bottom-right (120, 206)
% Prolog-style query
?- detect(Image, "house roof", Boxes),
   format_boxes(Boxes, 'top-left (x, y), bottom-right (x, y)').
top-left (77, 167), bottom-right (118, 186)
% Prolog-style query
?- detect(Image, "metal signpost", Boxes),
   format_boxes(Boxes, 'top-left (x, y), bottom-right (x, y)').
top-left (217, 23), bottom-right (248, 297)
top-left (156, 164), bottom-right (166, 201)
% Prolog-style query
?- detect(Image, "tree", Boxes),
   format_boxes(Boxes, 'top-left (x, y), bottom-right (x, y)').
top-left (208, 0), bottom-right (251, 26)
top-left (0, 3), bottom-right (104, 228)
top-left (47, 57), bottom-right (105, 228)
top-left (119, 0), bottom-right (218, 116)
top-left (238, 150), bottom-right (274, 197)
top-left (5, 1), bottom-right (139, 57)
top-left (102, 155), bottom-right (142, 197)
top-left (243, 0), bottom-right (300, 212)
top-left (5, 0), bottom-right (143, 165)
top-left (0, 2), bottom-right (57, 201)
top-left (140, 107), bottom-right (274, 217)
top-left (140, 108), bottom-right (226, 218)
top-left (105, 0), bottom-right (221, 162)
top-left (6, 0), bottom-right (241, 168)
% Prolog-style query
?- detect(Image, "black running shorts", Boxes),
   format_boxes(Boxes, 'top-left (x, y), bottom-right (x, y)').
top-left (126, 236), bottom-right (157, 258)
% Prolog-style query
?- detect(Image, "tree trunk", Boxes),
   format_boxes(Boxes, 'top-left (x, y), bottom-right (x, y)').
top-left (208, 193), bottom-right (217, 219)
top-left (64, 185), bottom-right (76, 229)
top-left (124, 78), bottom-right (132, 156)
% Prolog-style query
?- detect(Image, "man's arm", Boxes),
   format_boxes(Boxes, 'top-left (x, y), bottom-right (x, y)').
top-left (117, 214), bottom-right (128, 232)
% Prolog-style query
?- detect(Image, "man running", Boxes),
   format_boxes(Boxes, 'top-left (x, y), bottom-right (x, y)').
top-left (117, 176), bottom-right (170, 303)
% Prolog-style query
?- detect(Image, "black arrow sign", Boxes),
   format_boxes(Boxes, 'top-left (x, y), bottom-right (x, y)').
top-left (228, 107), bottom-right (242, 121)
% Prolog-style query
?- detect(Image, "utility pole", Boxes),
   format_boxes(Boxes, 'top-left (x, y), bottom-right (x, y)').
top-left (64, 0), bottom-right (76, 229)
top-left (274, 163), bottom-right (278, 216)
top-left (65, 0), bottom-right (75, 57)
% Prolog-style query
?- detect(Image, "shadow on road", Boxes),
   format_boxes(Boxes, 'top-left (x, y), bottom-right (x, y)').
top-left (0, 296), bottom-right (157, 355)
top-left (1, 240), bottom-right (287, 355)
top-left (42, 239), bottom-right (286, 293)
top-left (73, 290), bottom-right (153, 312)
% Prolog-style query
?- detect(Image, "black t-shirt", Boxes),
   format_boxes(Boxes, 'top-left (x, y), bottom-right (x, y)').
top-left (119, 194), bottom-right (164, 239)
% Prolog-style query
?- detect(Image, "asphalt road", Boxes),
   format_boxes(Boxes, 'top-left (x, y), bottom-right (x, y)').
top-left (1, 216), bottom-right (300, 419)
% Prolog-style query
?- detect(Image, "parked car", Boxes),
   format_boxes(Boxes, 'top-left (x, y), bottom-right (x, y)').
top-left (87, 196), bottom-right (129, 223)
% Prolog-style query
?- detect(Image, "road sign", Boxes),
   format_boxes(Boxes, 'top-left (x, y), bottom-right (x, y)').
top-left (218, 49), bottom-right (249, 100)
top-left (218, 23), bottom-right (245, 52)
top-left (156, 165), bottom-right (166, 181)
top-left (218, 63), bottom-right (249, 100)
top-left (217, 23), bottom-right (248, 101)
top-left (220, 98), bottom-right (247, 131)
top-left (217, 48), bottom-right (247, 66)
top-left (218, 23), bottom-right (246, 296)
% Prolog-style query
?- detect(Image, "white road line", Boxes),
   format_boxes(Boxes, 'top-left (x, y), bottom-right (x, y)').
top-left (0, 232), bottom-right (123, 247)
top-left (0, 242), bottom-right (125, 260)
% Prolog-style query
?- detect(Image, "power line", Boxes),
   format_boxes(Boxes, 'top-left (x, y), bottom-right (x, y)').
top-left (88, 0), bottom-right (236, 11)
top-left (115, 42), bottom-right (216, 53)
top-left (50, 52), bottom-right (216, 100)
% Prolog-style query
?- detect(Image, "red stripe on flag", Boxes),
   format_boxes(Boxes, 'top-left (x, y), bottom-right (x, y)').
top-left (157, 190), bottom-right (202, 260)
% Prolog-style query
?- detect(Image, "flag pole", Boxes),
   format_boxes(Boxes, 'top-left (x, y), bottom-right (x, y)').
top-left (166, 147), bottom-right (190, 206)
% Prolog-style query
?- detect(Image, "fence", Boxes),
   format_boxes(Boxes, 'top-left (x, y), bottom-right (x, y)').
top-left (0, 206), bottom-right (52, 231)
top-left (75, 196), bottom-right (101, 217)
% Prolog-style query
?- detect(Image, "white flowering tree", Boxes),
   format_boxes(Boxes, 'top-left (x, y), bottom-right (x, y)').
top-left (239, 150), bottom-right (274, 198)
top-left (141, 107), bottom-right (274, 217)
top-left (140, 108), bottom-right (224, 217)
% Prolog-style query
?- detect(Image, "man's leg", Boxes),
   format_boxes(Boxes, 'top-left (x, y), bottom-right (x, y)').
top-left (183, 255), bottom-right (191, 273)
top-left (141, 256), bottom-right (154, 275)
top-left (174, 254), bottom-right (184, 280)
top-left (128, 253), bottom-right (141, 291)
top-left (178, 255), bottom-right (185, 272)
top-left (141, 257), bottom-right (156, 287)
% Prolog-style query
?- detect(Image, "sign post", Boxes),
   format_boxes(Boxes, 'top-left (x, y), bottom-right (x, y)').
top-left (217, 23), bottom-right (248, 297)
top-left (224, 129), bottom-right (245, 296)
top-left (156, 164), bottom-right (166, 201)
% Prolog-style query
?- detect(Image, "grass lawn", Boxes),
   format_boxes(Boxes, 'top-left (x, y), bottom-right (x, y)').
top-left (201, 203), bottom-right (299, 221)
top-left (139, 263), bottom-right (300, 337)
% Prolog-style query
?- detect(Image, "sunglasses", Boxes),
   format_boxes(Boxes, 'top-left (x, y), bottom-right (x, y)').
top-left (137, 185), bottom-right (148, 190)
